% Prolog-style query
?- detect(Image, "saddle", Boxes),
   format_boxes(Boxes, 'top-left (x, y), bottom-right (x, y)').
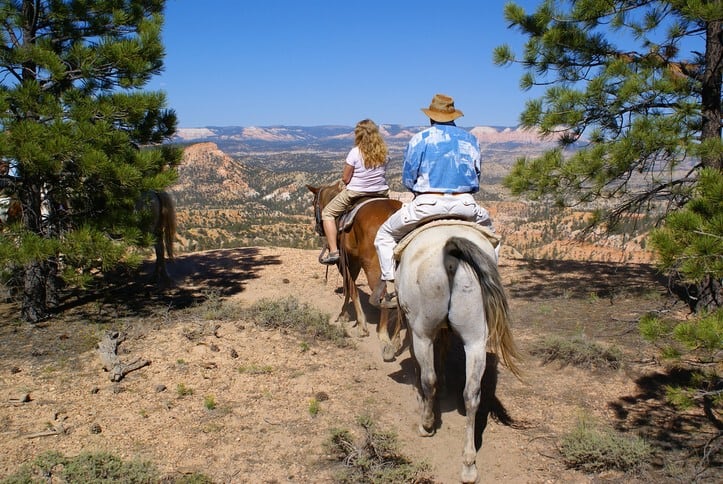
top-left (393, 219), bottom-right (500, 260)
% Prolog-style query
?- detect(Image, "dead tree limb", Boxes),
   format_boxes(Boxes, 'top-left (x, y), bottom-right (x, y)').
top-left (97, 331), bottom-right (151, 382)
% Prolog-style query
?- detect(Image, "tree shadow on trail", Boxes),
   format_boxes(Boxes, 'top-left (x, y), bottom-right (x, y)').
top-left (503, 258), bottom-right (667, 300)
top-left (608, 369), bottom-right (722, 481)
top-left (59, 247), bottom-right (280, 320)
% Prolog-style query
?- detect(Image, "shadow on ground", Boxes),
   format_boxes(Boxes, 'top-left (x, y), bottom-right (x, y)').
top-left (504, 258), bottom-right (667, 299)
top-left (60, 247), bottom-right (281, 320)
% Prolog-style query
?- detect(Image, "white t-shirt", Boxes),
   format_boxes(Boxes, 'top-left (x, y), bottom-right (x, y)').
top-left (344, 146), bottom-right (388, 192)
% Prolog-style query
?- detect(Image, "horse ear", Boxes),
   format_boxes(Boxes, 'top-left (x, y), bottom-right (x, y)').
top-left (305, 184), bottom-right (318, 194)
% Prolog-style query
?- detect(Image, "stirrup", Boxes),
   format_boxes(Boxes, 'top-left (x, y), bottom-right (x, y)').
top-left (320, 251), bottom-right (339, 265)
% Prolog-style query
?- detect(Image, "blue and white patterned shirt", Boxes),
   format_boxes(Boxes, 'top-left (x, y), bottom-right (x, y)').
top-left (402, 124), bottom-right (481, 194)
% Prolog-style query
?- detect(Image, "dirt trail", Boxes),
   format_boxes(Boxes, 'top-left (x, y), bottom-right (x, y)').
top-left (0, 246), bottom-right (673, 483)
top-left (229, 247), bottom-right (636, 483)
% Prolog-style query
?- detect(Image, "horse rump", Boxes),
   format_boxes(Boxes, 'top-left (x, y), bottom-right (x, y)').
top-left (443, 236), bottom-right (522, 379)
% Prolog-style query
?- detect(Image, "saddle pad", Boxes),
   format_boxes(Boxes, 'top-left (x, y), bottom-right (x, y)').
top-left (393, 219), bottom-right (500, 260)
top-left (339, 197), bottom-right (388, 232)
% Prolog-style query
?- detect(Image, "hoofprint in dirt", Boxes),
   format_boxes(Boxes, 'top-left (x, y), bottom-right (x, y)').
top-left (0, 246), bottom-right (712, 483)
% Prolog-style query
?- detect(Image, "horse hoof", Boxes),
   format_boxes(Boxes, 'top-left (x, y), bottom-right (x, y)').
top-left (461, 464), bottom-right (478, 483)
top-left (381, 343), bottom-right (396, 362)
top-left (417, 424), bottom-right (435, 437)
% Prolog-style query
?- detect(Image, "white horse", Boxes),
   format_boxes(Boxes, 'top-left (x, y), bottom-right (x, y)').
top-left (394, 221), bottom-right (522, 483)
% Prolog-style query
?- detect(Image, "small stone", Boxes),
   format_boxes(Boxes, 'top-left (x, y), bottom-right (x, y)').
top-left (229, 348), bottom-right (239, 358)
top-left (90, 387), bottom-right (100, 394)
top-left (9, 393), bottom-right (30, 403)
top-left (10, 367), bottom-right (21, 374)
top-left (155, 384), bottom-right (167, 393)
top-left (89, 423), bottom-right (102, 434)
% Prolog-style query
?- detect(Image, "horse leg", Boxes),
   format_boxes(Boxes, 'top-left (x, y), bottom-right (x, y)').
top-left (449, 264), bottom-right (489, 484)
top-left (153, 230), bottom-right (167, 282)
top-left (368, 274), bottom-right (401, 361)
top-left (458, 342), bottom-right (486, 483)
top-left (349, 279), bottom-right (369, 337)
top-left (378, 308), bottom-right (395, 361)
top-left (411, 330), bottom-right (437, 436)
top-left (347, 260), bottom-right (369, 336)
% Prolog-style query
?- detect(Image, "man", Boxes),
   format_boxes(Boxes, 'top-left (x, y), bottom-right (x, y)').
top-left (373, 93), bottom-right (494, 308)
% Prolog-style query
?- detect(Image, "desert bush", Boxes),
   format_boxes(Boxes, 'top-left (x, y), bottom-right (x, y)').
top-left (0, 450), bottom-right (212, 483)
top-left (324, 415), bottom-right (433, 483)
top-left (531, 336), bottom-right (622, 370)
top-left (243, 296), bottom-right (349, 347)
top-left (559, 417), bottom-right (652, 473)
top-left (185, 289), bottom-right (239, 321)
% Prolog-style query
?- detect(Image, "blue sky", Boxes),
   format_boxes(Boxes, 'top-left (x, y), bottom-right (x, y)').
top-left (150, 1), bottom-right (545, 128)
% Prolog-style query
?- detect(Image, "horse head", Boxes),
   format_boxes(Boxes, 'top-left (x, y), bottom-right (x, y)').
top-left (306, 181), bottom-right (344, 237)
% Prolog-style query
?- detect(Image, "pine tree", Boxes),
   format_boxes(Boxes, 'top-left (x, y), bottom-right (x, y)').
top-left (0, 0), bottom-right (181, 322)
top-left (494, 0), bottom-right (722, 310)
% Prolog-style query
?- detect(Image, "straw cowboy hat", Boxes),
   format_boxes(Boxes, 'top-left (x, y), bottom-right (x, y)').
top-left (421, 93), bottom-right (464, 122)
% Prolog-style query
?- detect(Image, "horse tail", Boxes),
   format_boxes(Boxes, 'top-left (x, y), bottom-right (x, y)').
top-left (157, 191), bottom-right (176, 259)
top-left (443, 236), bottom-right (523, 379)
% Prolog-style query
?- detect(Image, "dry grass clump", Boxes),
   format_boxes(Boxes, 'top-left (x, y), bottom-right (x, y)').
top-left (243, 296), bottom-right (349, 347)
top-left (559, 417), bottom-right (652, 474)
top-left (324, 415), bottom-right (434, 483)
top-left (532, 335), bottom-right (623, 370)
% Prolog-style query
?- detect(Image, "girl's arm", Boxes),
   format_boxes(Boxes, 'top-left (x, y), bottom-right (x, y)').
top-left (341, 164), bottom-right (354, 185)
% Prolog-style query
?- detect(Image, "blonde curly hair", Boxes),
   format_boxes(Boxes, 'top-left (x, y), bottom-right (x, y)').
top-left (354, 119), bottom-right (388, 169)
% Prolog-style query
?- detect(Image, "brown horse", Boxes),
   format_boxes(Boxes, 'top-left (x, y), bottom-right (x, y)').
top-left (138, 190), bottom-right (177, 284)
top-left (2, 189), bottom-right (176, 284)
top-left (307, 182), bottom-right (404, 361)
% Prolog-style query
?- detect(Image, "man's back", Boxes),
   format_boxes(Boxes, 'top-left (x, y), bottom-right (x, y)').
top-left (402, 124), bottom-right (481, 194)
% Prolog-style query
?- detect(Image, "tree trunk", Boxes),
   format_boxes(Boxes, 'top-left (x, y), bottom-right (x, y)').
top-left (45, 257), bottom-right (61, 308)
top-left (22, 260), bottom-right (47, 323)
top-left (692, 276), bottom-right (722, 313)
top-left (700, 19), bottom-right (722, 170)
top-left (691, 20), bottom-right (723, 312)
top-left (20, 182), bottom-right (47, 322)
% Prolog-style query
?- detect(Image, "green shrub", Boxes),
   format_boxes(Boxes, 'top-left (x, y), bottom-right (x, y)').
top-left (1, 451), bottom-right (216, 484)
top-left (1, 451), bottom-right (157, 483)
top-left (639, 309), bottom-right (722, 412)
top-left (559, 417), bottom-right (652, 473)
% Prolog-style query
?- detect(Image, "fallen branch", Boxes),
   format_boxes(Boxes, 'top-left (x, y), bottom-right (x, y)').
top-left (25, 415), bottom-right (66, 439)
top-left (98, 331), bottom-right (151, 382)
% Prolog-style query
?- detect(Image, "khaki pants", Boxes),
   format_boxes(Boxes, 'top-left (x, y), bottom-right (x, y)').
top-left (321, 188), bottom-right (389, 220)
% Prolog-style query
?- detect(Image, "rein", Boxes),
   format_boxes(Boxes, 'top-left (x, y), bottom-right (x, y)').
top-left (313, 186), bottom-right (333, 271)
top-left (312, 189), bottom-right (325, 237)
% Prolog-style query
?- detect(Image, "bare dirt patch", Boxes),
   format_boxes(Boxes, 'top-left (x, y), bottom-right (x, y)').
top-left (0, 247), bottom-right (717, 483)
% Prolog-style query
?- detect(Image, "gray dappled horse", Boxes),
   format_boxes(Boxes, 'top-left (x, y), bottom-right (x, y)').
top-left (393, 221), bottom-right (522, 483)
